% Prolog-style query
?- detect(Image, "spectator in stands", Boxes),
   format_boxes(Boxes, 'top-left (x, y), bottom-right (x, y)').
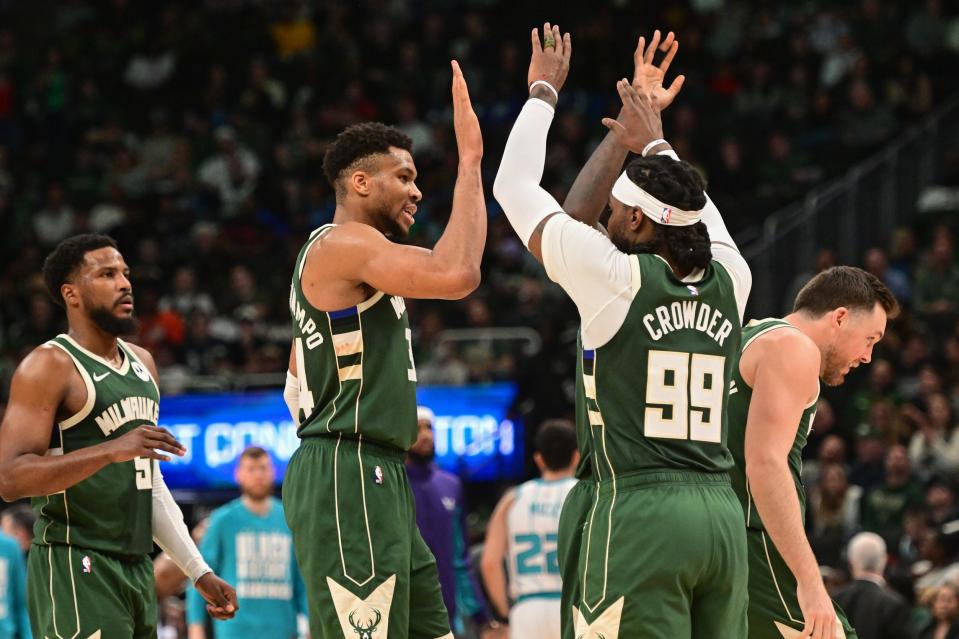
top-left (919, 583), bottom-right (959, 639)
top-left (907, 394), bottom-right (959, 480)
top-left (850, 422), bottom-right (888, 491)
top-left (914, 531), bottom-right (959, 593)
top-left (835, 532), bottom-right (916, 639)
top-left (914, 227), bottom-right (959, 323)
top-left (808, 463), bottom-right (862, 567)
top-left (803, 433), bottom-right (847, 494)
top-left (0, 503), bottom-right (34, 556)
top-left (864, 247), bottom-right (912, 306)
top-left (197, 126), bottom-right (260, 217)
top-left (925, 477), bottom-right (959, 527)
top-left (861, 445), bottom-right (925, 550)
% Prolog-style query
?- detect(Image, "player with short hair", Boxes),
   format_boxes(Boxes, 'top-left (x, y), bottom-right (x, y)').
top-left (281, 61), bottom-right (485, 639)
top-left (186, 446), bottom-right (307, 639)
top-left (480, 420), bottom-right (579, 639)
top-left (727, 267), bottom-right (899, 639)
top-left (0, 233), bottom-right (237, 638)
top-left (494, 24), bottom-right (751, 638)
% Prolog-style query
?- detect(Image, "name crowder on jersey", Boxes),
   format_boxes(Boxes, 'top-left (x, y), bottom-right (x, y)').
top-left (642, 300), bottom-right (734, 346)
top-left (94, 396), bottom-right (159, 436)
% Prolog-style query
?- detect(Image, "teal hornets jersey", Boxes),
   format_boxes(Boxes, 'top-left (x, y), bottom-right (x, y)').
top-left (577, 254), bottom-right (742, 478)
top-left (727, 319), bottom-right (818, 530)
top-left (507, 477), bottom-right (577, 602)
top-left (289, 225), bottom-right (418, 450)
top-left (33, 335), bottom-right (158, 556)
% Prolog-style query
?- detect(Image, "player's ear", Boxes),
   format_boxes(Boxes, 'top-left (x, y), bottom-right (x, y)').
top-left (831, 307), bottom-right (849, 329)
top-left (61, 283), bottom-right (80, 308)
top-left (350, 170), bottom-right (373, 197)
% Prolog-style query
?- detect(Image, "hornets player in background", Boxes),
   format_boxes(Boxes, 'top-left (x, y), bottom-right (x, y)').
top-left (186, 446), bottom-right (308, 639)
top-left (494, 25), bottom-right (751, 638)
top-left (726, 268), bottom-right (898, 639)
top-left (282, 61), bottom-right (484, 639)
top-left (0, 234), bottom-right (237, 638)
top-left (480, 420), bottom-right (579, 639)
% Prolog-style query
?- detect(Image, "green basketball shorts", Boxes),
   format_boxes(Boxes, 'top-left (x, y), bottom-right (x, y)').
top-left (568, 470), bottom-right (748, 639)
top-left (746, 529), bottom-right (857, 638)
top-left (283, 435), bottom-right (452, 639)
top-left (28, 544), bottom-right (156, 639)
top-left (558, 479), bottom-right (596, 639)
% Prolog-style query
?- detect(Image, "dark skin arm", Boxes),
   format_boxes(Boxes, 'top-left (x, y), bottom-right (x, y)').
top-left (0, 345), bottom-right (184, 501)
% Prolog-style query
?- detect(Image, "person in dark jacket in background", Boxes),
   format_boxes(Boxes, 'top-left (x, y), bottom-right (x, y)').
top-left (919, 584), bottom-right (959, 639)
top-left (407, 407), bottom-right (503, 638)
top-left (835, 532), bottom-right (916, 639)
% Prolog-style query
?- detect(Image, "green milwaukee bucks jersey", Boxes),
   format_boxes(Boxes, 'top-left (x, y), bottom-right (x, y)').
top-left (33, 335), bottom-right (158, 556)
top-left (727, 318), bottom-right (819, 530)
top-left (573, 332), bottom-right (593, 480)
top-left (577, 254), bottom-right (742, 478)
top-left (289, 225), bottom-right (418, 450)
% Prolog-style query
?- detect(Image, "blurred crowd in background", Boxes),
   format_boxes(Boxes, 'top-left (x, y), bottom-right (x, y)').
top-left (1, 0), bottom-right (959, 636)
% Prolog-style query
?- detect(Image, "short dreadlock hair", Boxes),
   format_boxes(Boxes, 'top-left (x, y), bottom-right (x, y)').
top-left (42, 234), bottom-right (118, 307)
top-left (322, 122), bottom-right (413, 197)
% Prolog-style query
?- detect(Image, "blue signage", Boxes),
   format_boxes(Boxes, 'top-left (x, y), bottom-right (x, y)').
top-left (157, 384), bottom-right (523, 490)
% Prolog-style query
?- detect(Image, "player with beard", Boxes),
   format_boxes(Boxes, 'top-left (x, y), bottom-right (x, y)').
top-left (726, 267), bottom-right (899, 639)
top-left (281, 61), bottom-right (484, 639)
top-left (0, 233), bottom-right (238, 638)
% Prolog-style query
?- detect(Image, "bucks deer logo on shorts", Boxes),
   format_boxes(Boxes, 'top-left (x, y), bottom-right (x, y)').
top-left (573, 597), bottom-right (624, 639)
top-left (327, 574), bottom-right (396, 639)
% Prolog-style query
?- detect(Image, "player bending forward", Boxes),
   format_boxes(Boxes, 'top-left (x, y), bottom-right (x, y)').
top-left (727, 267), bottom-right (898, 639)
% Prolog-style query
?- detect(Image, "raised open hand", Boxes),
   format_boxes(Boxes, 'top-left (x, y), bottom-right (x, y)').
top-left (451, 60), bottom-right (482, 165)
top-left (527, 22), bottom-right (571, 97)
top-left (632, 30), bottom-right (685, 111)
top-left (602, 79), bottom-right (664, 154)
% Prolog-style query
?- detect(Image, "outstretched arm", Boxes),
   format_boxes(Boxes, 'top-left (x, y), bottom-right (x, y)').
top-left (564, 30), bottom-right (683, 228)
top-left (312, 61), bottom-right (485, 301)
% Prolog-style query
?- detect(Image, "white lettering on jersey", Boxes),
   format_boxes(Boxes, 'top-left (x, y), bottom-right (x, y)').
top-left (390, 296), bottom-right (406, 319)
top-left (642, 300), bottom-right (733, 347)
top-left (94, 396), bottom-right (159, 436)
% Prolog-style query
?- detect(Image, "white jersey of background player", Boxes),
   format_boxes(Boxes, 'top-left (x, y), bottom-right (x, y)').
top-left (481, 420), bottom-right (580, 639)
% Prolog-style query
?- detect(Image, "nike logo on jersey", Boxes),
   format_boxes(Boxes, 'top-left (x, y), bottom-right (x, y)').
top-left (327, 574), bottom-right (396, 639)
top-left (92, 371), bottom-right (110, 382)
top-left (573, 597), bottom-right (624, 639)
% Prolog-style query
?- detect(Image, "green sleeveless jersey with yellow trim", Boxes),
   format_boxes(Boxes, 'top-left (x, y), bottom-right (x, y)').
top-left (33, 335), bottom-right (158, 556)
top-left (727, 318), bottom-right (819, 530)
top-left (576, 254), bottom-right (742, 478)
top-left (289, 225), bottom-right (418, 450)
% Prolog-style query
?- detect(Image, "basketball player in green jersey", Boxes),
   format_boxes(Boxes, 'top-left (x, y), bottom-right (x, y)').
top-left (727, 268), bottom-right (898, 639)
top-left (551, 29), bottom-right (683, 639)
top-left (0, 234), bottom-right (238, 638)
top-left (281, 61), bottom-right (484, 639)
top-left (495, 25), bottom-right (751, 638)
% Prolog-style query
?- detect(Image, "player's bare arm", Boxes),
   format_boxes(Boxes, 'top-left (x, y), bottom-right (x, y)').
top-left (127, 342), bottom-right (240, 621)
top-left (479, 488), bottom-right (516, 620)
top-left (742, 330), bottom-right (837, 639)
top-left (564, 30), bottom-right (682, 228)
top-left (0, 345), bottom-right (184, 501)
top-left (302, 61), bottom-right (484, 308)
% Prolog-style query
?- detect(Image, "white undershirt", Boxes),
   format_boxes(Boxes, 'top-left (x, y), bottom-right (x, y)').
top-left (541, 184), bottom-right (751, 350)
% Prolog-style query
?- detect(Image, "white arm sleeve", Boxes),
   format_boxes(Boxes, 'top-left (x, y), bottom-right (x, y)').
top-left (152, 463), bottom-right (211, 583)
top-left (492, 99), bottom-right (564, 246)
top-left (541, 215), bottom-right (637, 350)
top-left (283, 370), bottom-right (300, 423)
top-left (656, 150), bottom-right (752, 321)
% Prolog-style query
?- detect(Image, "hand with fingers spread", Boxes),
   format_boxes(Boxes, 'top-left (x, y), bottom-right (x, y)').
top-left (603, 79), bottom-right (665, 155)
top-left (796, 579), bottom-right (839, 639)
top-left (450, 60), bottom-right (483, 166)
top-left (631, 29), bottom-right (685, 111)
top-left (105, 425), bottom-right (185, 463)
top-left (527, 22), bottom-right (572, 102)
